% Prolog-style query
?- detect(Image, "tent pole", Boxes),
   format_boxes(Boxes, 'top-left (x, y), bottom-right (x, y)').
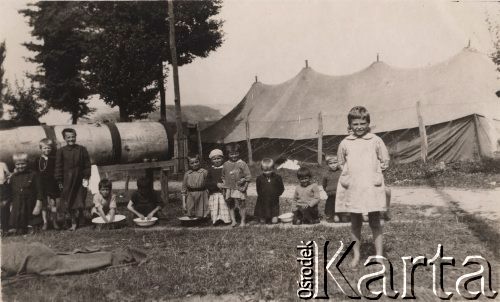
top-left (416, 101), bottom-right (428, 163)
top-left (245, 119), bottom-right (253, 165)
top-left (317, 112), bottom-right (323, 165)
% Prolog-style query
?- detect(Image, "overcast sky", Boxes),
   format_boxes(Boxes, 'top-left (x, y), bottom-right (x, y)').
top-left (1, 0), bottom-right (498, 115)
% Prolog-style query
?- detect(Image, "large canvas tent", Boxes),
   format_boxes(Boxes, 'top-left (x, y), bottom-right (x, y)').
top-left (202, 48), bottom-right (500, 163)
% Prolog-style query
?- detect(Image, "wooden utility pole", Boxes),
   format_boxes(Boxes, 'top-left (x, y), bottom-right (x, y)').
top-left (158, 64), bottom-right (167, 122)
top-left (317, 112), bottom-right (323, 165)
top-left (416, 101), bottom-right (428, 162)
top-left (245, 119), bottom-right (253, 164)
top-left (168, 0), bottom-right (184, 172)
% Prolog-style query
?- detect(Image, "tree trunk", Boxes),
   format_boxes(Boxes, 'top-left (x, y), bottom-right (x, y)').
top-left (119, 106), bottom-right (129, 122)
top-left (168, 0), bottom-right (184, 172)
top-left (72, 113), bottom-right (78, 124)
top-left (158, 63), bottom-right (167, 122)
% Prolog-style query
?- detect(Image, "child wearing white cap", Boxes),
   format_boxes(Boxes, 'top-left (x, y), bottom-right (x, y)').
top-left (206, 149), bottom-right (231, 225)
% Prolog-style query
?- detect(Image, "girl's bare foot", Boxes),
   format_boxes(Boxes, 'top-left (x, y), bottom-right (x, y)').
top-left (231, 222), bottom-right (237, 228)
top-left (240, 222), bottom-right (246, 227)
top-left (52, 220), bottom-right (60, 230)
top-left (69, 224), bottom-right (77, 231)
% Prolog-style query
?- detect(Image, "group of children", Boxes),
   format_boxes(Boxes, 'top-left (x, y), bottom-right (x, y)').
top-left (0, 128), bottom-right (163, 235)
top-left (182, 106), bottom-right (390, 266)
top-left (1, 106), bottom-right (390, 267)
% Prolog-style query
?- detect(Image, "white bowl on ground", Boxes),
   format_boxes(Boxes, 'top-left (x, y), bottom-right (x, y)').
top-left (133, 217), bottom-right (158, 227)
top-left (278, 212), bottom-right (293, 223)
top-left (92, 214), bottom-right (126, 224)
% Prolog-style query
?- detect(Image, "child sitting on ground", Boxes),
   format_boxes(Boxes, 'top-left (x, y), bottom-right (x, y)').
top-left (127, 177), bottom-right (162, 220)
top-left (322, 155), bottom-right (342, 223)
top-left (222, 144), bottom-right (251, 227)
top-left (292, 167), bottom-right (320, 225)
top-left (254, 158), bottom-right (284, 224)
top-left (182, 154), bottom-right (209, 219)
top-left (206, 149), bottom-right (231, 225)
top-left (91, 179), bottom-right (116, 223)
top-left (336, 106), bottom-right (390, 267)
top-left (8, 153), bottom-right (43, 235)
top-left (37, 138), bottom-right (61, 230)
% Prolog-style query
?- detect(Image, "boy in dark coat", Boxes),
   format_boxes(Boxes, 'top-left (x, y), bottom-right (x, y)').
top-left (322, 155), bottom-right (342, 222)
top-left (8, 153), bottom-right (43, 235)
top-left (55, 128), bottom-right (91, 231)
top-left (254, 158), bottom-right (285, 224)
top-left (37, 138), bottom-right (61, 230)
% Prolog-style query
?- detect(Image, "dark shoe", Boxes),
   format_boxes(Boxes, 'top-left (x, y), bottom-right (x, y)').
top-left (52, 220), bottom-right (60, 230)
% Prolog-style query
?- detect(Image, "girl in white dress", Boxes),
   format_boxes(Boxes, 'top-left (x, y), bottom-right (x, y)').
top-left (336, 106), bottom-right (390, 267)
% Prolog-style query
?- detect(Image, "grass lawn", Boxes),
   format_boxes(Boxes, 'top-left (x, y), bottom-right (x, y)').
top-left (2, 201), bottom-right (499, 301)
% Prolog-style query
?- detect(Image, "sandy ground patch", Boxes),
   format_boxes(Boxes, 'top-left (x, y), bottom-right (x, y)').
top-left (112, 180), bottom-right (500, 223)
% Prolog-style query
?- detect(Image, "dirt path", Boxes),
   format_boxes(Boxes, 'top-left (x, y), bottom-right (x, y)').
top-left (113, 180), bottom-right (500, 224)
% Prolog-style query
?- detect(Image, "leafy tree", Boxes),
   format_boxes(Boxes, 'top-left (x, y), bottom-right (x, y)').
top-left (85, 2), bottom-right (163, 121)
top-left (20, 2), bottom-right (93, 124)
top-left (0, 41), bottom-right (6, 118)
top-left (85, 1), bottom-right (224, 122)
top-left (486, 11), bottom-right (500, 73)
top-left (21, 1), bottom-right (224, 123)
top-left (5, 81), bottom-right (48, 126)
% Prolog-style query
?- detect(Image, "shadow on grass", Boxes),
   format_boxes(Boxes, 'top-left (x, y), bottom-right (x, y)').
top-left (426, 176), bottom-right (500, 258)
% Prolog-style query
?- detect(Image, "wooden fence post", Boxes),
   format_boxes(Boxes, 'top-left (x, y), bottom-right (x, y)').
top-left (160, 168), bottom-right (170, 204)
top-left (317, 112), bottom-right (323, 165)
top-left (245, 119), bottom-right (253, 164)
top-left (416, 101), bottom-right (428, 162)
top-left (173, 133), bottom-right (179, 174)
top-left (125, 172), bottom-right (130, 193)
top-left (183, 134), bottom-right (189, 171)
top-left (197, 122), bottom-right (203, 159)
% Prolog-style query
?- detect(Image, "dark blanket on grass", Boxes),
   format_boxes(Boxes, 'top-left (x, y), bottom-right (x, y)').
top-left (1, 242), bottom-right (147, 277)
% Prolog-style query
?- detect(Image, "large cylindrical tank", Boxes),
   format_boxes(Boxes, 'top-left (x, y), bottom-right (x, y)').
top-left (0, 122), bottom-right (169, 167)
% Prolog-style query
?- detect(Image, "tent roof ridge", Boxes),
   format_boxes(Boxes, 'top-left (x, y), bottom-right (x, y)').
top-left (254, 47), bottom-right (491, 86)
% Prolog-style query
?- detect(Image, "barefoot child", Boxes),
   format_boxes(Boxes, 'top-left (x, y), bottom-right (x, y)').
top-left (127, 177), bottom-right (162, 220)
top-left (206, 149), bottom-right (231, 225)
top-left (254, 158), bottom-right (284, 224)
top-left (91, 179), bottom-right (116, 223)
top-left (336, 106), bottom-right (390, 267)
top-left (222, 144), bottom-right (251, 227)
top-left (181, 154), bottom-right (210, 219)
top-left (37, 138), bottom-right (61, 230)
top-left (8, 153), bottom-right (43, 235)
top-left (55, 128), bottom-right (91, 231)
top-left (322, 155), bottom-right (341, 223)
top-left (292, 167), bottom-right (320, 225)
